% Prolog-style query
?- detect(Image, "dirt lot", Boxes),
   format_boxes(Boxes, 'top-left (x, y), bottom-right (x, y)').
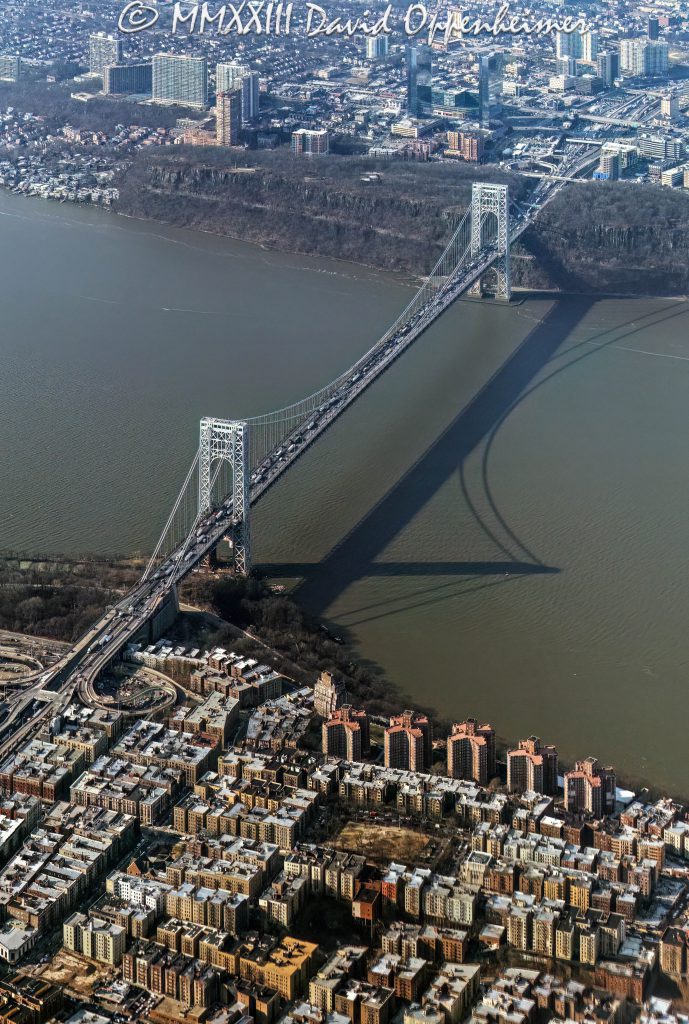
top-left (32, 949), bottom-right (114, 998)
top-left (335, 821), bottom-right (430, 864)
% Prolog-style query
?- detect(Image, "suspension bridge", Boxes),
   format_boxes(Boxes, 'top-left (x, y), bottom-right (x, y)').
top-left (0, 167), bottom-right (578, 745)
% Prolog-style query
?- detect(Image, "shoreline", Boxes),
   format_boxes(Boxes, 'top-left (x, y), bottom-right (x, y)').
top-left (115, 207), bottom-right (689, 302)
top-left (3, 548), bottom-right (688, 806)
top-left (2, 186), bottom-right (688, 301)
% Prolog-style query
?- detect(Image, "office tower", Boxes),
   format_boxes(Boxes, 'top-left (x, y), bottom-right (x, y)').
top-left (478, 52), bottom-right (503, 126)
top-left (507, 736), bottom-right (558, 794)
top-left (291, 129), bottom-right (329, 156)
top-left (216, 62), bottom-right (260, 122)
top-left (322, 706), bottom-right (369, 761)
top-left (648, 16), bottom-right (659, 40)
top-left (0, 55), bottom-right (20, 82)
top-left (564, 757), bottom-right (616, 818)
top-left (89, 33), bottom-right (123, 76)
top-left (597, 51), bottom-right (619, 86)
top-left (384, 710), bottom-right (432, 772)
top-left (103, 63), bottom-right (152, 96)
top-left (366, 36), bottom-right (389, 59)
top-left (152, 54), bottom-right (208, 109)
top-left (216, 90), bottom-right (241, 147)
top-left (446, 719), bottom-right (495, 785)
top-left (406, 45), bottom-right (432, 117)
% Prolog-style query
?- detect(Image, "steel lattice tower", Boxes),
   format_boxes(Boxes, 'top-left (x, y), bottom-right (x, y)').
top-left (199, 417), bottom-right (251, 575)
top-left (470, 183), bottom-right (511, 301)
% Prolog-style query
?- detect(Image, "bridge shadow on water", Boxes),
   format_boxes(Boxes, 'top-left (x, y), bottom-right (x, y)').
top-left (259, 294), bottom-right (688, 624)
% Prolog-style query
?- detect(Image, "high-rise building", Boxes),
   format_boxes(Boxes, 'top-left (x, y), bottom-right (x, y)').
top-left (0, 55), bottom-right (20, 82)
top-left (446, 719), bottom-right (495, 785)
top-left (556, 28), bottom-right (597, 62)
top-left (366, 36), bottom-right (389, 59)
top-left (661, 91), bottom-right (680, 120)
top-left (89, 33), bottom-right (123, 76)
top-left (582, 30), bottom-right (599, 63)
top-left (507, 736), bottom-right (558, 794)
top-left (556, 29), bottom-right (582, 59)
top-left (64, 912), bottom-right (126, 965)
top-left (620, 38), bottom-right (645, 75)
top-left (384, 711), bottom-right (432, 772)
top-left (152, 54), bottom-right (208, 109)
top-left (216, 89), bottom-right (241, 147)
top-left (646, 39), bottom-right (669, 75)
top-left (291, 129), bottom-right (329, 156)
top-left (597, 51), bottom-right (619, 86)
top-left (637, 133), bottom-right (683, 160)
top-left (564, 757), bottom-right (616, 818)
top-left (478, 52), bottom-right (502, 126)
top-left (620, 38), bottom-right (668, 77)
top-left (103, 62), bottom-right (152, 96)
top-left (313, 671), bottom-right (346, 718)
top-left (216, 62), bottom-right (260, 122)
top-left (447, 131), bottom-right (483, 161)
top-left (407, 45), bottom-right (432, 117)
top-left (557, 56), bottom-right (578, 77)
top-left (322, 706), bottom-right (369, 761)
top-left (648, 16), bottom-right (660, 40)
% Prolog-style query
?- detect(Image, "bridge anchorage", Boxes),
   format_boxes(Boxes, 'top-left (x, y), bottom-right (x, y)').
top-left (469, 183), bottom-right (511, 301)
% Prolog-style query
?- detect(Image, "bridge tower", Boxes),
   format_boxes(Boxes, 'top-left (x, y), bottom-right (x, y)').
top-left (470, 183), bottom-right (511, 301)
top-left (199, 417), bottom-right (251, 575)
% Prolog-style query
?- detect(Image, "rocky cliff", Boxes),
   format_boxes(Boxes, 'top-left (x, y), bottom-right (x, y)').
top-left (115, 150), bottom-right (689, 296)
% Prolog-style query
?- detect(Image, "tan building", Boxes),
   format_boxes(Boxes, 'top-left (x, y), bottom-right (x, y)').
top-left (446, 131), bottom-right (483, 161)
top-left (384, 711), bottom-right (432, 773)
top-left (507, 737), bottom-right (558, 795)
top-left (322, 707), bottom-right (369, 762)
top-left (239, 936), bottom-right (318, 1000)
top-left (564, 758), bottom-right (616, 818)
top-left (313, 672), bottom-right (347, 718)
top-left (447, 720), bottom-right (495, 784)
top-left (64, 911), bottom-right (127, 965)
top-left (216, 89), bottom-right (241, 146)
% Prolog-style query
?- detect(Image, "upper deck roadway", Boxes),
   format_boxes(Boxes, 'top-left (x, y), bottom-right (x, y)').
top-left (0, 156), bottom-right (584, 759)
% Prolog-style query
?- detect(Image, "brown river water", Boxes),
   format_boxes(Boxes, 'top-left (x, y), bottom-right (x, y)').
top-left (1, 190), bottom-right (688, 795)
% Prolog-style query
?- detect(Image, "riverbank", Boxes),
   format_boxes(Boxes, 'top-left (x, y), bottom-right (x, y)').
top-left (3, 135), bottom-right (689, 296)
top-left (5, 553), bottom-right (682, 802)
top-left (200, 574), bottom-right (689, 805)
top-left (113, 147), bottom-right (689, 296)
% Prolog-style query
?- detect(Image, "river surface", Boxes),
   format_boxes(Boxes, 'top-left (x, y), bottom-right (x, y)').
top-left (1, 190), bottom-right (689, 796)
